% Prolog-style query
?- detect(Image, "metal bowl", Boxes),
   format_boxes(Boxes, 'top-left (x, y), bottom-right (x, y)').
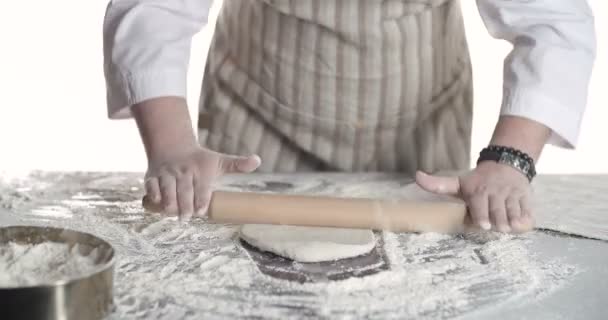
top-left (0, 226), bottom-right (115, 320)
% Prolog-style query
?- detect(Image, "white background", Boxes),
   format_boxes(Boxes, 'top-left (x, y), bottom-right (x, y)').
top-left (0, 1), bottom-right (606, 174)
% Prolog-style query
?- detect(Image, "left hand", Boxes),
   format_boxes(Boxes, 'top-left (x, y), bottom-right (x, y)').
top-left (415, 161), bottom-right (535, 233)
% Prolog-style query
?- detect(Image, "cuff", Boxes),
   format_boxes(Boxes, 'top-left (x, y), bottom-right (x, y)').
top-left (105, 69), bottom-right (187, 119)
top-left (500, 87), bottom-right (583, 149)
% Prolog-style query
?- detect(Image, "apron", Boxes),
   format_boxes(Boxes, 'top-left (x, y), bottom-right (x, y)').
top-left (198, 0), bottom-right (473, 173)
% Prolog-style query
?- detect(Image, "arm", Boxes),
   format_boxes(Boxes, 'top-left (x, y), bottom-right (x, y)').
top-left (417, 0), bottom-right (597, 233)
top-left (490, 116), bottom-right (549, 163)
top-left (132, 97), bottom-right (197, 164)
top-left (103, 0), bottom-right (213, 119)
top-left (477, 0), bottom-right (597, 157)
top-left (103, 1), bottom-right (262, 220)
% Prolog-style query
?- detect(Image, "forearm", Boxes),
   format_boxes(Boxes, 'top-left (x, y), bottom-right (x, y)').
top-left (489, 115), bottom-right (550, 163)
top-left (132, 97), bottom-right (198, 163)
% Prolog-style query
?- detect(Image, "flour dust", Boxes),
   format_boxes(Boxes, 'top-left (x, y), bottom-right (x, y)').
top-left (0, 172), bottom-right (577, 319)
top-left (0, 241), bottom-right (100, 287)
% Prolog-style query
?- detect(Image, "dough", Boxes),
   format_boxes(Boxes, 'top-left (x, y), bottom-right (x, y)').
top-left (239, 224), bottom-right (376, 262)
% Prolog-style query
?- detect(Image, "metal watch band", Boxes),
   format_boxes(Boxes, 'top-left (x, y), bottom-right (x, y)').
top-left (476, 145), bottom-right (536, 182)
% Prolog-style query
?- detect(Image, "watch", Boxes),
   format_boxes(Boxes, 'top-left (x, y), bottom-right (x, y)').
top-left (477, 145), bottom-right (536, 182)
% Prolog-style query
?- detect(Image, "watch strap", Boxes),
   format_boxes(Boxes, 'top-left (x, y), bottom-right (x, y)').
top-left (477, 145), bottom-right (536, 182)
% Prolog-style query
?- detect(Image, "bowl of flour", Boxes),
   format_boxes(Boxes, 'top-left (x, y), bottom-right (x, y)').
top-left (0, 226), bottom-right (115, 320)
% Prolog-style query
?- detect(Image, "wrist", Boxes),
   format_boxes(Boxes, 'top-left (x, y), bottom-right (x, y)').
top-left (477, 145), bottom-right (536, 182)
top-left (147, 140), bottom-right (199, 164)
top-left (490, 115), bottom-right (550, 162)
top-left (132, 97), bottom-right (199, 162)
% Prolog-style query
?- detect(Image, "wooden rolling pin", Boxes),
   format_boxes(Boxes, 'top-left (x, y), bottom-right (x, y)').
top-left (143, 191), bottom-right (469, 233)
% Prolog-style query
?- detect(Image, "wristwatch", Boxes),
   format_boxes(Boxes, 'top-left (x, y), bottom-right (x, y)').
top-left (477, 145), bottom-right (536, 182)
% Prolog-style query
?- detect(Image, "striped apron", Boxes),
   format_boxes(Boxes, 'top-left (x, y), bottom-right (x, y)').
top-left (198, 0), bottom-right (473, 174)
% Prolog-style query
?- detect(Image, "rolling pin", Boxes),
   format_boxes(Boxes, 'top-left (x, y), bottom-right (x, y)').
top-left (143, 191), bottom-right (469, 234)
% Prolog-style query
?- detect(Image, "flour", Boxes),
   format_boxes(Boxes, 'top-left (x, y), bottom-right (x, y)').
top-left (0, 242), bottom-right (99, 287)
top-left (0, 172), bottom-right (586, 319)
top-left (268, 231), bottom-right (574, 318)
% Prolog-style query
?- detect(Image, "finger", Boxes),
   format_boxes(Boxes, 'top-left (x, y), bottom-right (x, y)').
top-left (519, 195), bottom-right (535, 231)
top-left (467, 193), bottom-right (491, 231)
top-left (220, 154), bottom-right (262, 174)
top-left (145, 177), bottom-right (161, 204)
top-left (193, 172), bottom-right (212, 216)
top-left (176, 171), bottom-right (195, 221)
top-left (415, 171), bottom-right (460, 196)
top-left (196, 186), bottom-right (211, 217)
top-left (159, 175), bottom-right (178, 216)
top-left (506, 196), bottom-right (522, 230)
top-left (489, 194), bottom-right (510, 233)
top-left (142, 195), bottom-right (163, 213)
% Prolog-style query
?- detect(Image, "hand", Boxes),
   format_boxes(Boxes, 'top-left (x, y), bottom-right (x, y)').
top-left (144, 146), bottom-right (261, 221)
top-left (415, 161), bottom-right (535, 233)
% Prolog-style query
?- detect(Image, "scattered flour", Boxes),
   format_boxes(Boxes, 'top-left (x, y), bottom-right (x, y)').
top-left (0, 172), bottom-right (583, 319)
top-left (0, 242), bottom-right (99, 287)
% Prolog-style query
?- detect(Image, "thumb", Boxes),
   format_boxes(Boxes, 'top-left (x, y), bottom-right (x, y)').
top-left (219, 154), bottom-right (262, 174)
top-left (415, 171), bottom-right (460, 196)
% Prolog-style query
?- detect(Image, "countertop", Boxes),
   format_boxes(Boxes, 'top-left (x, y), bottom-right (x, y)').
top-left (0, 172), bottom-right (606, 319)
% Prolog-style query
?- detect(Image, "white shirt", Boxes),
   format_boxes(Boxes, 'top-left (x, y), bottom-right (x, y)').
top-left (103, 0), bottom-right (596, 148)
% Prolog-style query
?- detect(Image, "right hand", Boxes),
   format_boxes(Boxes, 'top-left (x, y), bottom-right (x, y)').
top-left (143, 146), bottom-right (261, 221)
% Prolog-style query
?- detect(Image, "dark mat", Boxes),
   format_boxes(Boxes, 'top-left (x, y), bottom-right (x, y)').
top-left (240, 232), bottom-right (390, 283)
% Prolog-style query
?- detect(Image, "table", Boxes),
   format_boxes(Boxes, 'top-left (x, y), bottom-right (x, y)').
top-left (1, 172), bottom-right (606, 319)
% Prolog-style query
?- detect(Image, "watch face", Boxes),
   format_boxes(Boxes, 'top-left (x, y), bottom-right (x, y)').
top-left (498, 153), bottom-right (530, 173)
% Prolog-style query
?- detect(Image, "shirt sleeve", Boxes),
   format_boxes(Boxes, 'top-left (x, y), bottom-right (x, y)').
top-left (476, 0), bottom-right (596, 148)
top-left (103, 0), bottom-right (213, 119)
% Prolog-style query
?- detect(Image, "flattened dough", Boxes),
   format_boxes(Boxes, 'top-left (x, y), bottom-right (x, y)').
top-left (239, 224), bottom-right (376, 263)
